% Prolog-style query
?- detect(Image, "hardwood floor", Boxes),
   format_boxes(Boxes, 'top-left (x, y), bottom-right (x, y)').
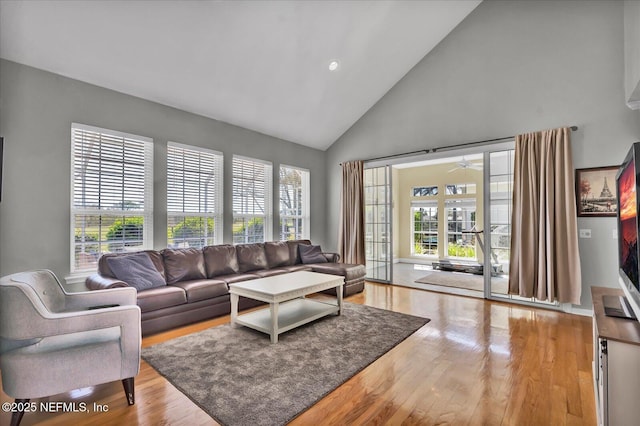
top-left (0, 282), bottom-right (596, 425)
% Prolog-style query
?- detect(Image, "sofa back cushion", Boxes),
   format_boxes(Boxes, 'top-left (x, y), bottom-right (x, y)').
top-left (106, 252), bottom-right (166, 290)
top-left (161, 248), bottom-right (207, 284)
top-left (299, 244), bottom-right (329, 264)
top-left (287, 240), bottom-right (311, 265)
top-left (99, 250), bottom-right (165, 280)
top-left (236, 243), bottom-right (268, 272)
top-left (203, 245), bottom-right (239, 278)
top-left (264, 241), bottom-right (291, 268)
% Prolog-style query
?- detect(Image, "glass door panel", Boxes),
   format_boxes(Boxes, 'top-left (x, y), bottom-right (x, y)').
top-left (445, 199), bottom-right (477, 260)
top-left (364, 166), bottom-right (392, 283)
top-left (485, 148), bottom-right (514, 296)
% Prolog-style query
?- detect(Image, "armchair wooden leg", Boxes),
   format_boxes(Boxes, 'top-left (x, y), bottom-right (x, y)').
top-left (10, 398), bottom-right (29, 426)
top-left (122, 377), bottom-right (135, 405)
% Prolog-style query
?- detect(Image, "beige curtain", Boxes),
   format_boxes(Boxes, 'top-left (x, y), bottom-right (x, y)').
top-left (338, 160), bottom-right (365, 265)
top-left (509, 127), bottom-right (582, 304)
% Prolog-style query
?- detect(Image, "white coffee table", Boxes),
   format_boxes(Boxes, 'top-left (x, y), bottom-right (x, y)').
top-left (229, 271), bottom-right (344, 343)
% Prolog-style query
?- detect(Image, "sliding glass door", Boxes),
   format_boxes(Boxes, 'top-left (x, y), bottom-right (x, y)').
top-left (364, 166), bottom-right (392, 283)
top-left (484, 148), bottom-right (514, 297)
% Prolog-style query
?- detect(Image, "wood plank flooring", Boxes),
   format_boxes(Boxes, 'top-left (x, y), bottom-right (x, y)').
top-left (0, 282), bottom-right (596, 425)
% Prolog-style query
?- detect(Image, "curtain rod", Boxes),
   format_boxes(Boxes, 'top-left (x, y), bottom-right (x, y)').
top-left (340, 126), bottom-right (578, 165)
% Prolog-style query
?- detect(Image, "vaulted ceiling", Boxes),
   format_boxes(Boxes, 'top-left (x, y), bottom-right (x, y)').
top-left (0, 0), bottom-right (481, 150)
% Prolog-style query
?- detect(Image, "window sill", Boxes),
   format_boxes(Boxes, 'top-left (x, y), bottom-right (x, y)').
top-left (64, 272), bottom-right (92, 292)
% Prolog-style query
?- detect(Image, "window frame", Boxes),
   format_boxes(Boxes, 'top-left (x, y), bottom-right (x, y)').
top-left (444, 198), bottom-right (477, 260)
top-left (279, 164), bottom-right (310, 240)
top-left (232, 155), bottom-right (273, 244)
top-left (411, 203), bottom-right (439, 257)
top-left (70, 123), bottom-right (154, 274)
top-left (166, 142), bottom-right (224, 248)
top-left (445, 183), bottom-right (477, 195)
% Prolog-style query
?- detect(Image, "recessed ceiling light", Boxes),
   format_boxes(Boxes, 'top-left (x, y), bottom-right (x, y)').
top-left (329, 60), bottom-right (340, 71)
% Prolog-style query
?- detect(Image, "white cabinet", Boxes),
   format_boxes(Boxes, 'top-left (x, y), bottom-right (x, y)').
top-left (592, 287), bottom-right (640, 426)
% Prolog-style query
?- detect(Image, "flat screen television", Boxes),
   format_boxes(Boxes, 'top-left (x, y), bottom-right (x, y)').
top-left (615, 142), bottom-right (640, 320)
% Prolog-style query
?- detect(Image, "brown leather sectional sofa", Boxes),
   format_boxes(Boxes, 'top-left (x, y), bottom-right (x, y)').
top-left (86, 240), bottom-right (366, 335)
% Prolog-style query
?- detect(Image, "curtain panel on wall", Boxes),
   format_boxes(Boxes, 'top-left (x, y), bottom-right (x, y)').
top-left (338, 160), bottom-right (365, 265)
top-left (509, 127), bottom-right (582, 304)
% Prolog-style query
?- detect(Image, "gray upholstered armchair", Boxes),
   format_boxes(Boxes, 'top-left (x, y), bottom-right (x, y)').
top-left (0, 270), bottom-right (141, 426)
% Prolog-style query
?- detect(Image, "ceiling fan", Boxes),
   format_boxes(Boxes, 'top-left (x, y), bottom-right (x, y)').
top-left (447, 157), bottom-right (483, 173)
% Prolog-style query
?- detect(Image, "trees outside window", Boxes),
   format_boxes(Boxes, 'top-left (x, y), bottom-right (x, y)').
top-left (412, 206), bottom-right (438, 255)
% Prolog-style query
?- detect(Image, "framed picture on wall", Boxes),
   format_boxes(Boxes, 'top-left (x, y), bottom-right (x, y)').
top-left (575, 165), bottom-right (619, 217)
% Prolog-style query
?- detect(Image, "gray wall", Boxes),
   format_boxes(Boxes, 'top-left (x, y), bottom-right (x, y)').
top-left (0, 59), bottom-right (327, 281)
top-left (624, 0), bottom-right (640, 106)
top-left (326, 0), bottom-right (640, 309)
top-left (2, 0), bottom-right (639, 309)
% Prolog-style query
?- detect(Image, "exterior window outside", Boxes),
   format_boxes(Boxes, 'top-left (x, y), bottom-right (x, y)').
top-left (412, 186), bottom-right (438, 196)
top-left (167, 142), bottom-right (223, 248)
top-left (279, 165), bottom-right (310, 240)
top-left (445, 200), bottom-right (476, 259)
top-left (412, 206), bottom-right (438, 255)
top-left (446, 183), bottom-right (476, 195)
top-left (232, 156), bottom-right (273, 244)
top-left (409, 182), bottom-right (477, 260)
top-left (71, 123), bottom-right (153, 273)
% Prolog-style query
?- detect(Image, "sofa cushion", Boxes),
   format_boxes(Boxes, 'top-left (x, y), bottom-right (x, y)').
top-left (216, 273), bottom-right (261, 285)
top-left (162, 248), bottom-right (207, 284)
top-left (278, 264), bottom-right (313, 273)
top-left (278, 264), bottom-right (313, 272)
top-left (287, 240), bottom-right (311, 265)
top-left (309, 263), bottom-right (366, 282)
top-left (99, 250), bottom-right (165, 280)
top-left (171, 279), bottom-right (229, 303)
top-left (264, 241), bottom-right (291, 268)
top-left (299, 245), bottom-right (328, 264)
top-left (106, 252), bottom-right (166, 291)
top-left (136, 286), bottom-right (187, 313)
top-left (253, 268), bottom-right (289, 278)
top-left (203, 245), bottom-right (239, 278)
top-left (236, 243), bottom-right (268, 272)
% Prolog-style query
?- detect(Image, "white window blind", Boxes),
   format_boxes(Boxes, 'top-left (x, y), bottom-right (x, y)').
top-left (167, 142), bottom-right (223, 248)
top-left (279, 165), bottom-right (310, 240)
top-left (232, 155), bottom-right (273, 243)
top-left (71, 123), bottom-right (153, 273)
top-left (444, 198), bottom-right (477, 209)
top-left (410, 199), bottom-right (438, 208)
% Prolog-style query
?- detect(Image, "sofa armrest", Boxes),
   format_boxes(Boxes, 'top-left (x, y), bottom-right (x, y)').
top-left (1, 298), bottom-right (141, 342)
top-left (86, 274), bottom-right (129, 290)
top-left (64, 287), bottom-right (137, 311)
top-left (322, 252), bottom-right (341, 263)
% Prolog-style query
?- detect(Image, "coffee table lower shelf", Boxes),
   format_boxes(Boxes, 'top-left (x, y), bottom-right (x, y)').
top-left (235, 298), bottom-right (339, 342)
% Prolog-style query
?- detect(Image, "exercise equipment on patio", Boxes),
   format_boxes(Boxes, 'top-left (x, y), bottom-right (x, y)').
top-left (431, 227), bottom-right (503, 276)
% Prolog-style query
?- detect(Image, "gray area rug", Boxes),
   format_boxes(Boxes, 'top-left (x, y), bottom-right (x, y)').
top-left (142, 302), bottom-right (429, 426)
top-left (416, 271), bottom-right (508, 293)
